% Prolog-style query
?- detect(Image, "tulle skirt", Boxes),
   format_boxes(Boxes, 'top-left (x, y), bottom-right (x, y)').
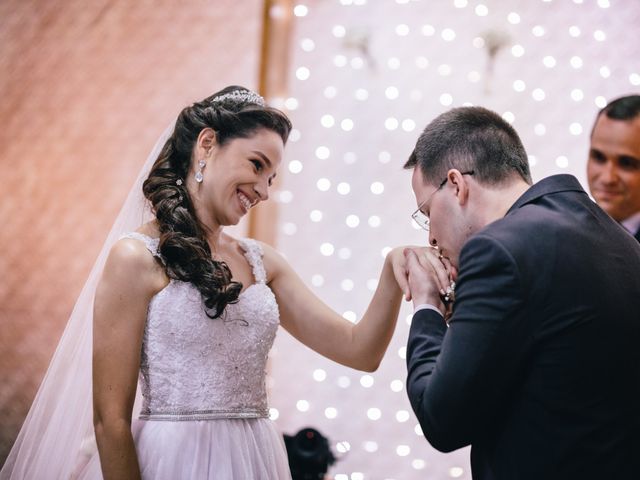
top-left (78, 418), bottom-right (292, 479)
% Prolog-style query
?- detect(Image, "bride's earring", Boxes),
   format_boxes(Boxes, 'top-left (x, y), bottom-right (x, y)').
top-left (195, 153), bottom-right (207, 183)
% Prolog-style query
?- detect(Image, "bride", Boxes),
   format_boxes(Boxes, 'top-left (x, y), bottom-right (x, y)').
top-left (1, 86), bottom-right (410, 479)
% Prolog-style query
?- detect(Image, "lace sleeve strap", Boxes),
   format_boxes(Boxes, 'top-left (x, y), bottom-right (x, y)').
top-left (238, 238), bottom-right (267, 284)
top-left (120, 232), bottom-right (163, 261)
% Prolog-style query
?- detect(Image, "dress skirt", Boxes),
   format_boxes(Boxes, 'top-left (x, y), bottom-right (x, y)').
top-left (78, 418), bottom-right (292, 480)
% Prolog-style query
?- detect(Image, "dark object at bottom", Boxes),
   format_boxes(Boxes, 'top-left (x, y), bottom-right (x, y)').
top-left (284, 427), bottom-right (337, 480)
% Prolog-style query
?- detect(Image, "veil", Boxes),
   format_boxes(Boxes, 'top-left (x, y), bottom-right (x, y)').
top-left (0, 123), bottom-right (175, 479)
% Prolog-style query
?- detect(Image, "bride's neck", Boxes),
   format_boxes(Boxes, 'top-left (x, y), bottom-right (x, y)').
top-left (204, 226), bottom-right (224, 255)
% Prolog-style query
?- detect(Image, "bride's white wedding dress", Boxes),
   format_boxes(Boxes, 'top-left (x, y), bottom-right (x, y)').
top-left (77, 232), bottom-right (291, 479)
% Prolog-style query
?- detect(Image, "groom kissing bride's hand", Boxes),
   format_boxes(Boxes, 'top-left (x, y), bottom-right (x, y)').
top-left (403, 247), bottom-right (457, 320)
top-left (401, 105), bottom-right (640, 480)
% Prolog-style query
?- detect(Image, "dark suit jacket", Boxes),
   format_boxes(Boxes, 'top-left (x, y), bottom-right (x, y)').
top-left (406, 174), bottom-right (640, 480)
top-left (634, 226), bottom-right (640, 243)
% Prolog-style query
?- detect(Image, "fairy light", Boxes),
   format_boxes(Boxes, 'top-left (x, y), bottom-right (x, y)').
top-left (293, 5), bottom-right (308, 17)
top-left (440, 93), bottom-right (453, 106)
top-left (370, 182), bottom-right (384, 194)
top-left (475, 4), bottom-right (488, 16)
top-left (355, 88), bottom-right (369, 100)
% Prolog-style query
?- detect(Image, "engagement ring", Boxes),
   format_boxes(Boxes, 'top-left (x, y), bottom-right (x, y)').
top-left (443, 281), bottom-right (456, 303)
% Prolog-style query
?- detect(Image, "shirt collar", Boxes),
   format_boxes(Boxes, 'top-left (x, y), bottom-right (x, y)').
top-left (621, 211), bottom-right (640, 235)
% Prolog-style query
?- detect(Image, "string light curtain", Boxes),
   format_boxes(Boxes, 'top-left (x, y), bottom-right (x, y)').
top-left (268, 1), bottom-right (640, 479)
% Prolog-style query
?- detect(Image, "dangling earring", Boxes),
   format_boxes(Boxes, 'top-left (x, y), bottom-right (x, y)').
top-left (195, 154), bottom-right (207, 183)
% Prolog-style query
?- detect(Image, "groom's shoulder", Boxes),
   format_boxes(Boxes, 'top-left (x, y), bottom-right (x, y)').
top-left (481, 204), bottom-right (560, 247)
top-left (461, 207), bottom-right (564, 273)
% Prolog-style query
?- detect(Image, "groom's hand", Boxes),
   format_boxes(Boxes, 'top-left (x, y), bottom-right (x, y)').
top-left (404, 248), bottom-right (448, 313)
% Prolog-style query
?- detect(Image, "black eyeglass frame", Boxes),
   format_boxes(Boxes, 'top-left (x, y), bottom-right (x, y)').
top-left (411, 170), bottom-right (475, 231)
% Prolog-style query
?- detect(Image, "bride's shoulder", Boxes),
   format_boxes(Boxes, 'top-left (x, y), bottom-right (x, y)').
top-left (106, 237), bottom-right (158, 277)
top-left (243, 238), bottom-right (289, 280)
top-left (107, 223), bottom-right (162, 277)
top-left (231, 236), bottom-right (279, 259)
top-left (101, 237), bottom-right (167, 296)
top-left (113, 221), bottom-right (161, 265)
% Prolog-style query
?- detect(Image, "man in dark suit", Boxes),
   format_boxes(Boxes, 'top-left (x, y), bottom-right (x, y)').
top-left (402, 106), bottom-right (640, 480)
top-left (587, 94), bottom-right (640, 242)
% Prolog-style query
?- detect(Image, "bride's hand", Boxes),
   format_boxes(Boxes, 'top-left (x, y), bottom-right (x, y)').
top-left (439, 255), bottom-right (458, 283)
top-left (386, 246), bottom-right (412, 301)
top-left (404, 247), bottom-right (457, 313)
top-left (409, 247), bottom-right (454, 290)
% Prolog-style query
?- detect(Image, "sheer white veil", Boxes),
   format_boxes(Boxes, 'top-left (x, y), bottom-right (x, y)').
top-left (0, 123), bottom-right (175, 479)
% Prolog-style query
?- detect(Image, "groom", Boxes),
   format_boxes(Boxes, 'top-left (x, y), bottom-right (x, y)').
top-left (402, 106), bottom-right (640, 479)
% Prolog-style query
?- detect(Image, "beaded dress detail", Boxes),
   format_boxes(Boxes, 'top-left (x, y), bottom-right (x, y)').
top-left (79, 232), bottom-right (292, 480)
top-left (128, 232), bottom-right (278, 421)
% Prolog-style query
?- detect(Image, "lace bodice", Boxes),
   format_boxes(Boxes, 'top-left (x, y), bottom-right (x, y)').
top-left (121, 232), bottom-right (279, 420)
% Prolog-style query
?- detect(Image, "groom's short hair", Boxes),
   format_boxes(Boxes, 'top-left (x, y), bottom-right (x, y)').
top-left (405, 106), bottom-right (532, 187)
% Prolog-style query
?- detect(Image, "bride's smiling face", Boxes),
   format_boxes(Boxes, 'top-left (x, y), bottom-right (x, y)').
top-left (190, 128), bottom-right (284, 227)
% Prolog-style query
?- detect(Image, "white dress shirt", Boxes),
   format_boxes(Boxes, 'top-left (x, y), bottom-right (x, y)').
top-left (621, 211), bottom-right (640, 235)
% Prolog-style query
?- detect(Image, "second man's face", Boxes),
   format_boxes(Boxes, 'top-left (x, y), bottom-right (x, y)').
top-left (587, 114), bottom-right (640, 222)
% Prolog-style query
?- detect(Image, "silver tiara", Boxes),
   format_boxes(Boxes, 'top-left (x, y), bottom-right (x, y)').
top-left (211, 90), bottom-right (265, 107)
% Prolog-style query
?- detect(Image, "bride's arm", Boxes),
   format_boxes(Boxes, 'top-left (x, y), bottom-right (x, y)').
top-left (264, 243), bottom-right (409, 372)
top-left (92, 239), bottom-right (165, 480)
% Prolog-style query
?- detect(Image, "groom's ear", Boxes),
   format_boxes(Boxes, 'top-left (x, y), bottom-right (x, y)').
top-left (448, 169), bottom-right (470, 206)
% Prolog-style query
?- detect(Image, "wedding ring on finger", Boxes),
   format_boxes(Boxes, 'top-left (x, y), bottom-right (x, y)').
top-left (443, 281), bottom-right (456, 303)
top-left (426, 244), bottom-right (443, 260)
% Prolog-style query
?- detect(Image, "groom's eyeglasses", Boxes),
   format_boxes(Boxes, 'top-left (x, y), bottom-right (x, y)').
top-left (411, 170), bottom-right (475, 231)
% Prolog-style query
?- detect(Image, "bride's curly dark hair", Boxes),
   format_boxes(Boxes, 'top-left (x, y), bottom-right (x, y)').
top-left (142, 86), bottom-right (292, 318)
